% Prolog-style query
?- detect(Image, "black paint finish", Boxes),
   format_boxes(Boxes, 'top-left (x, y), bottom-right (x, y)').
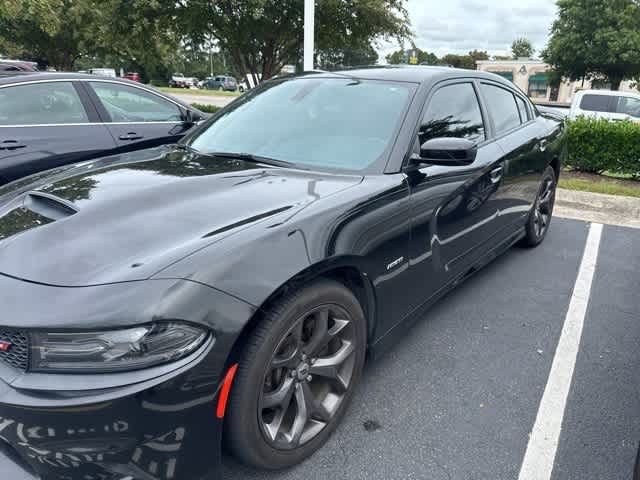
top-left (0, 66), bottom-right (565, 480)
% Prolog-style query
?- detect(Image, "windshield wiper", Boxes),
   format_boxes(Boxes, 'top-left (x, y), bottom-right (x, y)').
top-left (206, 151), bottom-right (296, 168)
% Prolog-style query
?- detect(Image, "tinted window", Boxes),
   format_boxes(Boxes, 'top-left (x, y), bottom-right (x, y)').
top-left (190, 78), bottom-right (414, 172)
top-left (515, 95), bottom-right (530, 122)
top-left (0, 82), bottom-right (88, 125)
top-left (481, 84), bottom-right (521, 135)
top-left (91, 82), bottom-right (182, 122)
top-left (615, 96), bottom-right (640, 118)
top-left (580, 94), bottom-right (612, 112)
top-left (420, 83), bottom-right (485, 145)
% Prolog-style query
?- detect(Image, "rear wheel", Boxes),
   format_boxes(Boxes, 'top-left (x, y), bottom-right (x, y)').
top-left (521, 165), bottom-right (557, 247)
top-left (225, 279), bottom-right (367, 470)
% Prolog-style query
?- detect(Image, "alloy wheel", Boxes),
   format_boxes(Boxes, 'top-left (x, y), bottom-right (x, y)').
top-left (533, 177), bottom-right (555, 238)
top-left (258, 304), bottom-right (357, 450)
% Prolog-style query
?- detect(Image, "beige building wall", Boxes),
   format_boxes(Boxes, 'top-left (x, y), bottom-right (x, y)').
top-left (476, 59), bottom-right (637, 104)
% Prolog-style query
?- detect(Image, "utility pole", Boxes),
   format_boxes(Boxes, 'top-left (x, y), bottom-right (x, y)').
top-left (304, 0), bottom-right (315, 71)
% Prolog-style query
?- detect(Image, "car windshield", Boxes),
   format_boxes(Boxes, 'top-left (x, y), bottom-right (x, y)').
top-left (189, 77), bottom-right (415, 172)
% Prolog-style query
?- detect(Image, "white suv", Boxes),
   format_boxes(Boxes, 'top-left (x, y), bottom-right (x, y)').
top-left (569, 89), bottom-right (640, 122)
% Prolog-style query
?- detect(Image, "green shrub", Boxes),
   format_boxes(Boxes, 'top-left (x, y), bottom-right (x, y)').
top-left (191, 103), bottom-right (221, 114)
top-left (566, 117), bottom-right (640, 178)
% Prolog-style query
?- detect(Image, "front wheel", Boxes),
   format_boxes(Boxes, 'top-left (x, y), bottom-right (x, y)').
top-left (224, 279), bottom-right (367, 470)
top-left (521, 165), bottom-right (557, 247)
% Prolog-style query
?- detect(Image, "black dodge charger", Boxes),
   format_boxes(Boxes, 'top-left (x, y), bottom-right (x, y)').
top-left (0, 67), bottom-right (565, 479)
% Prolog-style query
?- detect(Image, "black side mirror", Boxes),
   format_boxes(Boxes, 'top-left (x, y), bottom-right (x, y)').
top-left (183, 109), bottom-right (195, 125)
top-left (414, 137), bottom-right (477, 167)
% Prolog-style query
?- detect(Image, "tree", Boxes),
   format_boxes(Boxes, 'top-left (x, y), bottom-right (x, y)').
top-left (318, 44), bottom-right (379, 70)
top-left (511, 37), bottom-right (534, 59)
top-left (178, 0), bottom-right (412, 83)
top-left (543, 0), bottom-right (640, 91)
top-left (385, 47), bottom-right (438, 65)
top-left (0, 0), bottom-right (100, 70)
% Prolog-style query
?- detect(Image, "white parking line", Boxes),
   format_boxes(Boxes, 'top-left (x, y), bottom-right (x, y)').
top-left (518, 222), bottom-right (603, 480)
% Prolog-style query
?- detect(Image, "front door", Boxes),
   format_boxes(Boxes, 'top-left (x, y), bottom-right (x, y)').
top-left (405, 80), bottom-right (505, 312)
top-left (85, 81), bottom-right (192, 153)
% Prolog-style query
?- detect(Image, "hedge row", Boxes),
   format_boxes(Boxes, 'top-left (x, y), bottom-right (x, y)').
top-left (191, 103), bottom-right (221, 114)
top-left (566, 117), bottom-right (640, 177)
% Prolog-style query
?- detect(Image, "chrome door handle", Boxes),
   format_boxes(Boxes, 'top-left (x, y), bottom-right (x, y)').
top-left (489, 166), bottom-right (503, 184)
top-left (0, 140), bottom-right (27, 150)
top-left (118, 132), bottom-right (143, 141)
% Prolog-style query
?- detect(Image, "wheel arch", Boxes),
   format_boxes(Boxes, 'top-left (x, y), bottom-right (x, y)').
top-left (226, 257), bottom-right (377, 364)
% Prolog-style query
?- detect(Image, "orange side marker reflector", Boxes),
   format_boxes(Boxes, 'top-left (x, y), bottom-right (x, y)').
top-left (216, 363), bottom-right (239, 419)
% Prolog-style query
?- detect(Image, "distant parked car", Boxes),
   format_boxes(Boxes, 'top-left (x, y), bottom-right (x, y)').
top-left (169, 73), bottom-right (195, 89)
top-left (569, 89), bottom-right (640, 122)
top-left (123, 72), bottom-right (141, 82)
top-left (0, 59), bottom-right (37, 72)
top-left (88, 67), bottom-right (117, 78)
top-left (0, 72), bottom-right (207, 184)
top-left (203, 75), bottom-right (237, 91)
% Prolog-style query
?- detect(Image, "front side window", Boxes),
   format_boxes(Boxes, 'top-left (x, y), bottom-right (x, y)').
top-left (420, 83), bottom-right (485, 145)
top-left (190, 77), bottom-right (414, 172)
top-left (481, 84), bottom-right (521, 135)
top-left (0, 82), bottom-right (88, 126)
top-left (579, 94), bottom-right (612, 113)
top-left (91, 82), bottom-right (182, 122)
top-left (615, 96), bottom-right (640, 118)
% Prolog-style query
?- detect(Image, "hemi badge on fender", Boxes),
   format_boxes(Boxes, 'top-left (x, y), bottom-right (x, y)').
top-left (0, 341), bottom-right (11, 352)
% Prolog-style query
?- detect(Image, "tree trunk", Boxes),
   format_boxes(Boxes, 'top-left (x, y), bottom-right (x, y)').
top-left (610, 77), bottom-right (622, 91)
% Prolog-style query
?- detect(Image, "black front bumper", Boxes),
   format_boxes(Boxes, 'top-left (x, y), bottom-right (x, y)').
top-left (0, 276), bottom-right (258, 480)
top-left (0, 342), bottom-right (225, 480)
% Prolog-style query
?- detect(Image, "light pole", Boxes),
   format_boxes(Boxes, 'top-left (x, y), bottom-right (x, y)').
top-left (303, 0), bottom-right (315, 71)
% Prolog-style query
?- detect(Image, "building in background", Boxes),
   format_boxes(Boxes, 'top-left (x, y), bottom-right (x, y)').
top-left (476, 59), bottom-right (637, 104)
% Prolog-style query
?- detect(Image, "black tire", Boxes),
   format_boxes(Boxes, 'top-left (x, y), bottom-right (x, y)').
top-left (521, 165), bottom-right (557, 247)
top-left (224, 279), bottom-right (367, 470)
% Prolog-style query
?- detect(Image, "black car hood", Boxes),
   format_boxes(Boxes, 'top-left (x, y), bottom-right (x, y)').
top-left (0, 146), bottom-right (362, 286)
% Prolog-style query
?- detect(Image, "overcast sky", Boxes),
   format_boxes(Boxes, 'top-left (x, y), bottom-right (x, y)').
top-left (377, 0), bottom-right (558, 62)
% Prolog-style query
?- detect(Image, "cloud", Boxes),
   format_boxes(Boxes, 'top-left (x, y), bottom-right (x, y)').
top-left (377, 0), bottom-right (558, 62)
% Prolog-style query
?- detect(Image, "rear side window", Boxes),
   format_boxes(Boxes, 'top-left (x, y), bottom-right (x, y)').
top-left (480, 84), bottom-right (521, 135)
top-left (615, 96), bottom-right (640, 118)
top-left (0, 81), bottom-right (88, 125)
top-left (91, 82), bottom-right (182, 122)
top-left (515, 95), bottom-right (530, 122)
top-left (420, 83), bottom-right (485, 145)
top-left (579, 94), bottom-right (612, 112)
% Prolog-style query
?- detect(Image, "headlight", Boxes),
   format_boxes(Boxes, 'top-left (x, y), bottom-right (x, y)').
top-left (30, 322), bottom-right (208, 373)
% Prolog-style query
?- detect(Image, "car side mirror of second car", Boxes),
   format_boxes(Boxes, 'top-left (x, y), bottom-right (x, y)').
top-left (413, 137), bottom-right (477, 167)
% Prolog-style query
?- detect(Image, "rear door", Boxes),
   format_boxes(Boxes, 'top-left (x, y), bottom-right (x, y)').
top-left (478, 82), bottom-right (546, 232)
top-left (85, 81), bottom-right (193, 152)
top-left (0, 80), bottom-right (115, 184)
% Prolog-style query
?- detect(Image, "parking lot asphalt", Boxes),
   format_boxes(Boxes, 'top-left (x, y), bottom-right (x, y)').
top-left (220, 218), bottom-right (640, 480)
top-left (1, 218), bottom-right (638, 480)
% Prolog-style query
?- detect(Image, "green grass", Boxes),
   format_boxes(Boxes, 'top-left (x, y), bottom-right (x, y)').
top-left (155, 86), bottom-right (240, 97)
top-left (559, 178), bottom-right (640, 198)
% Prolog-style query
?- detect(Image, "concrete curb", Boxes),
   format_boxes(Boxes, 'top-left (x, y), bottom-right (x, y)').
top-left (555, 188), bottom-right (640, 229)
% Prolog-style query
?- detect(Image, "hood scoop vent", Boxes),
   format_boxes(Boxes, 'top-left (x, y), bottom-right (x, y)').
top-left (24, 191), bottom-right (78, 220)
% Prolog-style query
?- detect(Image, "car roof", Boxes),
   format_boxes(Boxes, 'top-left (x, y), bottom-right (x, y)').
top-left (0, 71), bottom-right (198, 111)
top-left (307, 65), bottom-right (516, 87)
top-left (576, 89), bottom-right (640, 98)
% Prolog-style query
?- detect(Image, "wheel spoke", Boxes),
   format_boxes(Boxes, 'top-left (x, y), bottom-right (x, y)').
top-left (288, 383), bottom-right (310, 446)
top-left (304, 309), bottom-right (329, 355)
top-left (262, 376), bottom-right (295, 409)
top-left (309, 340), bottom-right (354, 393)
top-left (300, 382), bottom-right (332, 423)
